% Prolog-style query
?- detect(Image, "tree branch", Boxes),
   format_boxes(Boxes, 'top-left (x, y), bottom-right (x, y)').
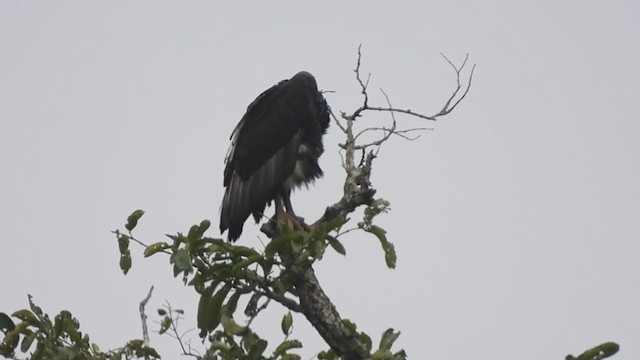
top-left (139, 286), bottom-right (154, 349)
top-left (262, 47), bottom-right (474, 359)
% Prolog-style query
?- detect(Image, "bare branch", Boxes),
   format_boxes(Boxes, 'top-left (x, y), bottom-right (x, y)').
top-left (354, 127), bottom-right (427, 143)
top-left (364, 106), bottom-right (439, 120)
top-left (434, 53), bottom-right (476, 117)
top-left (349, 52), bottom-right (475, 123)
top-left (259, 47), bottom-right (474, 360)
top-left (330, 108), bottom-right (347, 134)
top-left (304, 50), bottom-right (473, 358)
top-left (139, 286), bottom-right (154, 350)
top-left (346, 44), bottom-right (371, 121)
top-left (350, 88), bottom-right (398, 151)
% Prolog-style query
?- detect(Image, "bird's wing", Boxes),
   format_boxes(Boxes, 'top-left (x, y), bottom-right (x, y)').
top-left (220, 79), bottom-right (314, 240)
top-left (225, 80), bottom-right (313, 181)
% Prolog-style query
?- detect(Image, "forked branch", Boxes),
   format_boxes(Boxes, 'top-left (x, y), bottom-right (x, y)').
top-left (304, 47), bottom-right (475, 359)
top-left (263, 47), bottom-right (474, 360)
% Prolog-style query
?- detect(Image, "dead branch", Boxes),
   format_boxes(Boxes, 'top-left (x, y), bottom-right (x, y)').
top-left (339, 48), bottom-right (475, 154)
top-left (310, 47), bottom-right (474, 359)
top-left (262, 47), bottom-right (474, 360)
top-left (139, 286), bottom-right (154, 349)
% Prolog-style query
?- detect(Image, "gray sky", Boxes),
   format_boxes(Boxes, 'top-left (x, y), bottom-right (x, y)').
top-left (1, 1), bottom-right (639, 359)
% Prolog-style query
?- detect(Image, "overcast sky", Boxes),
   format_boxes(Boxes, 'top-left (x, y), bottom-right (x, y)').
top-left (1, 2), bottom-right (639, 360)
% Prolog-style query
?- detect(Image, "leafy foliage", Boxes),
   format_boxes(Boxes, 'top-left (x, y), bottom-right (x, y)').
top-left (0, 296), bottom-right (159, 360)
top-left (114, 213), bottom-right (370, 359)
top-left (1, 207), bottom-right (620, 360)
top-left (356, 199), bottom-right (397, 269)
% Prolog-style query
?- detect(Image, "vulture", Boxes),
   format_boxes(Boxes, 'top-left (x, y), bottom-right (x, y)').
top-left (220, 71), bottom-right (330, 242)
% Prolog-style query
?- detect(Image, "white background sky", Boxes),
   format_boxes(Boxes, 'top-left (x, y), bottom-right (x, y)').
top-left (1, 2), bottom-right (638, 359)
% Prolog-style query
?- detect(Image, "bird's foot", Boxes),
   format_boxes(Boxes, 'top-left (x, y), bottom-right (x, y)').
top-left (275, 211), bottom-right (311, 232)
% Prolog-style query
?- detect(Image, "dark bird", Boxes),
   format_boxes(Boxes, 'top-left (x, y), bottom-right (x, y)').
top-left (220, 71), bottom-right (330, 242)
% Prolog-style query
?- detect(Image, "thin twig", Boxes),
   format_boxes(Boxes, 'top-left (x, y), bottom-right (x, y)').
top-left (163, 302), bottom-right (202, 360)
top-left (354, 127), bottom-right (428, 142)
top-left (348, 44), bottom-right (370, 120)
top-left (330, 109), bottom-right (347, 134)
top-left (435, 53), bottom-right (476, 117)
top-left (364, 106), bottom-right (439, 120)
top-left (112, 230), bottom-right (172, 255)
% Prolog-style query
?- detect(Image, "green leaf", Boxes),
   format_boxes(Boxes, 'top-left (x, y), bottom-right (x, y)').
top-left (187, 224), bottom-right (200, 242)
top-left (393, 349), bottom-right (408, 360)
top-left (197, 286), bottom-right (215, 336)
top-left (0, 312), bottom-right (15, 332)
top-left (379, 328), bottom-right (401, 351)
top-left (11, 310), bottom-right (38, 326)
top-left (199, 219), bottom-right (211, 233)
top-left (265, 232), bottom-right (298, 259)
top-left (290, 233), bottom-right (304, 253)
top-left (316, 216), bottom-right (349, 235)
top-left (189, 274), bottom-right (205, 293)
top-left (280, 354), bottom-right (302, 360)
top-left (569, 342), bottom-right (620, 360)
top-left (126, 339), bottom-right (144, 350)
top-left (198, 285), bottom-right (231, 335)
top-left (172, 248), bottom-right (192, 273)
top-left (281, 311), bottom-right (293, 335)
top-left (220, 313), bottom-right (247, 335)
top-left (27, 295), bottom-right (43, 318)
top-left (317, 349), bottom-right (337, 360)
top-left (362, 199), bottom-right (390, 227)
top-left (187, 220), bottom-right (212, 244)
top-left (143, 242), bottom-right (170, 257)
top-left (138, 346), bottom-right (161, 358)
top-left (158, 316), bottom-right (171, 335)
top-left (312, 238), bottom-right (328, 259)
top-left (56, 311), bottom-right (81, 342)
top-left (125, 209), bottom-right (145, 231)
top-left (359, 331), bottom-right (372, 352)
top-left (229, 245), bottom-right (262, 258)
top-left (119, 254), bottom-right (132, 275)
top-left (273, 340), bottom-right (302, 356)
top-left (225, 290), bottom-right (243, 315)
top-left (232, 254), bottom-right (263, 273)
top-left (326, 235), bottom-right (346, 255)
top-left (53, 314), bottom-right (63, 336)
top-left (372, 349), bottom-right (393, 360)
top-left (245, 293), bottom-right (261, 317)
top-left (117, 235), bottom-right (130, 254)
top-left (366, 225), bottom-right (396, 269)
top-left (20, 331), bottom-right (35, 353)
top-left (341, 319), bottom-right (357, 333)
top-left (243, 268), bottom-right (261, 283)
top-left (246, 339), bottom-right (268, 360)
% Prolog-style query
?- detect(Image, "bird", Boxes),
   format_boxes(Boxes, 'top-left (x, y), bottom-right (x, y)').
top-left (220, 71), bottom-right (330, 242)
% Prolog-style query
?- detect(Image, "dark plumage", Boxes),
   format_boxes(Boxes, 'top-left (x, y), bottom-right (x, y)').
top-left (220, 71), bottom-right (330, 242)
